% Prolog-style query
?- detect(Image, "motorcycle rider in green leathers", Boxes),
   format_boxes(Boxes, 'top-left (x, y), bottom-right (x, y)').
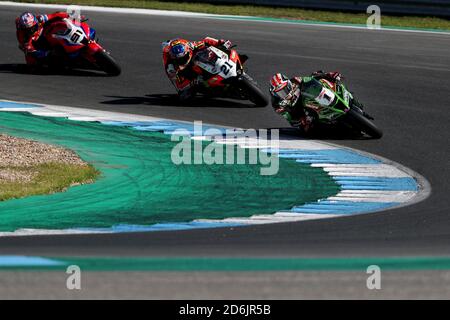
top-left (269, 70), bottom-right (344, 133)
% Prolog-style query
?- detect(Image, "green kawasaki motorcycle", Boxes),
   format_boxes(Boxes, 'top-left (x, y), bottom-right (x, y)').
top-left (298, 77), bottom-right (383, 139)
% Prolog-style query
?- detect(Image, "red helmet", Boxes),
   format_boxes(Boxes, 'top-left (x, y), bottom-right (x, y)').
top-left (270, 73), bottom-right (293, 100)
top-left (18, 12), bottom-right (39, 35)
top-left (168, 39), bottom-right (193, 69)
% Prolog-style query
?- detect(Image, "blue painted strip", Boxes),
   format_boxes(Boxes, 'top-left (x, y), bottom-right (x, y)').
top-left (334, 177), bottom-right (418, 191)
top-left (101, 120), bottom-right (227, 136)
top-left (101, 121), bottom-right (183, 133)
top-left (101, 121), bottom-right (178, 130)
top-left (291, 201), bottom-right (398, 214)
top-left (0, 256), bottom-right (65, 267)
top-left (272, 150), bottom-right (382, 164)
top-left (135, 125), bottom-right (179, 132)
top-left (75, 221), bottom-right (244, 233)
top-left (0, 101), bottom-right (41, 109)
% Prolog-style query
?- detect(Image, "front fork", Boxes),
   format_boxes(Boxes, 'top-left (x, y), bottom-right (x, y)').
top-left (81, 40), bottom-right (104, 64)
top-left (349, 97), bottom-right (375, 120)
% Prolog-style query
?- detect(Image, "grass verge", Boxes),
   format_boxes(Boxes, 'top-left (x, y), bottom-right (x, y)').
top-left (0, 162), bottom-right (100, 201)
top-left (11, 0), bottom-right (450, 31)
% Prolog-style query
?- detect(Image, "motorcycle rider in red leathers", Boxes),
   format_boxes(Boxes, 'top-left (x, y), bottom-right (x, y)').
top-left (162, 37), bottom-right (232, 100)
top-left (15, 11), bottom-right (70, 66)
top-left (270, 70), bottom-right (344, 133)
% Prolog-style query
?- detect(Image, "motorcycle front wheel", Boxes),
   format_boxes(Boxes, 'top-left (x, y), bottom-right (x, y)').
top-left (94, 50), bottom-right (121, 76)
top-left (345, 108), bottom-right (383, 139)
top-left (237, 73), bottom-right (268, 107)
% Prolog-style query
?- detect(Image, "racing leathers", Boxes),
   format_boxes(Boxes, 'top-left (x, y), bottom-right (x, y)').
top-left (16, 12), bottom-right (70, 65)
top-left (272, 71), bottom-right (343, 133)
top-left (162, 37), bottom-right (232, 100)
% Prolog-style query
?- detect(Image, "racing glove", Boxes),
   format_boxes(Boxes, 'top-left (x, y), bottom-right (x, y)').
top-left (275, 106), bottom-right (287, 115)
top-left (312, 70), bottom-right (343, 82)
top-left (166, 64), bottom-right (177, 78)
top-left (311, 70), bottom-right (325, 77)
top-left (326, 71), bottom-right (343, 82)
top-left (36, 15), bottom-right (47, 23)
top-left (218, 39), bottom-right (232, 50)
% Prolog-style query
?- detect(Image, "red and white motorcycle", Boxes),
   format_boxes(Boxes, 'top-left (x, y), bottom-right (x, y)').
top-left (190, 45), bottom-right (268, 107)
top-left (42, 17), bottom-right (121, 76)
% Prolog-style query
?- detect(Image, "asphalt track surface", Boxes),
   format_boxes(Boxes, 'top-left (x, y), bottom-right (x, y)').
top-left (3, 270), bottom-right (450, 299)
top-left (0, 6), bottom-right (449, 258)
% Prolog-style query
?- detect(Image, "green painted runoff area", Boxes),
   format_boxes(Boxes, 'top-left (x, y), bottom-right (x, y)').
top-left (0, 111), bottom-right (339, 231)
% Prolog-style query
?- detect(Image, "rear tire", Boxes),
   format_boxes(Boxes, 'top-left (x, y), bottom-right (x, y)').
top-left (238, 73), bottom-right (268, 107)
top-left (346, 108), bottom-right (383, 139)
top-left (94, 50), bottom-right (121, 76)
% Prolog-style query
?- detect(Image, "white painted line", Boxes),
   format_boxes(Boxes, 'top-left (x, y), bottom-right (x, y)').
top-left (208, 137), bottom-right (337, 150)
top-left (311, 163), bottom-right (411, 178)
top-left (328, 190), bottom-right (417, 203)
top-left (0, 99), bottom-right (197, 125)
top-left (196, 213), bottom-right (340, 224)
top-left (0, 228), bottom-right (107, 237)
top-left (0, 108), bottom-right (36, 112)
top-left (67, 116), bottom-right (101, 122)
top-left (27, 111), bottom-right (69, 117)
top-left (274, 212), bottom-right (342, 219)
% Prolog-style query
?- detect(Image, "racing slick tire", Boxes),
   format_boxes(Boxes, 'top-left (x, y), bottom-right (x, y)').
top-left (94, 50), bottom-right (121, 76)
top-left (346, 108), bottom-right (383, 139)
top-left (238, 73), bottom-right (269, 107)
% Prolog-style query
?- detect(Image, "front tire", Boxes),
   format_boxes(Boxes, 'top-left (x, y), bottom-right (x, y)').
top-left (238, 73), bottom-right (268, 107)
top-left (94, 50), bottom-right (121, 76)
top-left (346, 108), bottom-right (383, 139)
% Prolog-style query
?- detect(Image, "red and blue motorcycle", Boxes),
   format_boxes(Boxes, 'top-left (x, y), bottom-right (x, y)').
top-left (42, 17), bottom-right (121, 76)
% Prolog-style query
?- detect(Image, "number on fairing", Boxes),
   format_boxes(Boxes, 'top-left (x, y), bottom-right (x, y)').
top-left (70, 30), bottom-right (83, 43)
top-left (220, 61), bottom-right (233, 75)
